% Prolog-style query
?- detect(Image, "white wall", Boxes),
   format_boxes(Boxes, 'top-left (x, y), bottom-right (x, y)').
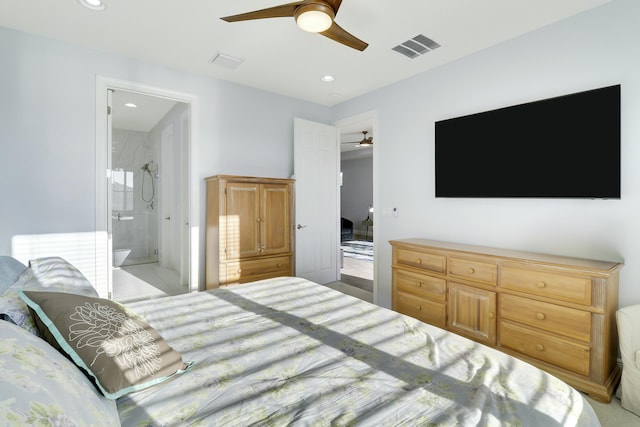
top-left (3, 0), bottom-right (640, 309)
top-left (340, 157), bottom-right (373, 235)
top-left (0, 27), bottom-right (330, 288)
top-left (332, 0), bottom-right (640, 309)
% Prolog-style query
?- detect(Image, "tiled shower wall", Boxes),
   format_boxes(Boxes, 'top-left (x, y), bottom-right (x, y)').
top-left (112, 128), bottom-right (159, 263)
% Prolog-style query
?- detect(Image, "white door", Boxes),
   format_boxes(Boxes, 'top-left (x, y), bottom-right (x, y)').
top-left (105, 89), bottom-right (114, 299)
top-left (294, 118), bottom-right (340, 284)
top-left (180, 112), bottom-right (190, 286)
top-left (160, 125), bottom-right (175, 269)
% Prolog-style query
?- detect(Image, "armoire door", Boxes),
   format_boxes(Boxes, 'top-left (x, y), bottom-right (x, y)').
top-left (261, 183), bottom-right (291, 256)
top-left (225, 182), bottom-right (261, 259)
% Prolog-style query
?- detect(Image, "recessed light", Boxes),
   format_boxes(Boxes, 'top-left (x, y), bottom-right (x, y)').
top-left (321, 75), bottom-right (335, 82)
top-left (124, 103), bottom-right (137, 108)
top-left (78, 0), bottom-right (106, 11)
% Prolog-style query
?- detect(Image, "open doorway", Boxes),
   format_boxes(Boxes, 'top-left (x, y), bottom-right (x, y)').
top-left (95, 77), bottom-right (198, 304)
top-left (109, 90), bottom-right (190, 303)
top-left (336, 113), bottom-right (376, 295)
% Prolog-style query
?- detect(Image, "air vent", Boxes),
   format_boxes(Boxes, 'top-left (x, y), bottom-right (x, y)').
top-left (392, 34), bottom-right (441, 59)
top-left (210, 52), bottom-right (244, 69)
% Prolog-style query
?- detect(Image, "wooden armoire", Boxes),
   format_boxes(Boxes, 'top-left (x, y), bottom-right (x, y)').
top-left (205, 175), bottom-right (294, 289)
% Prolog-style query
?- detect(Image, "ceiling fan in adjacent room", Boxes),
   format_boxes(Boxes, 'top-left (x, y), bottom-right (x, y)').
top-left (342, 131), bottom-right (373, 147)
top-left (220, 0), bottom-right (368, 51)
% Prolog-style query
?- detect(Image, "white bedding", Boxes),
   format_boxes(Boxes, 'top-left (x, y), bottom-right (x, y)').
top-left (116, 276), bottom-right (600, 426)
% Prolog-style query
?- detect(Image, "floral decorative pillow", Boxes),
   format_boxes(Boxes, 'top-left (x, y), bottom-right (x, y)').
top-left (19, 290), bottom-right (193, 399)
top-left (0, 319), bottom-right (120, 426)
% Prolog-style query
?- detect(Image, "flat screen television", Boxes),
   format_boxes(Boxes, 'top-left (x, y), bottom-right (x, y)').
top-left (435, 84), bottom-right (621, 199)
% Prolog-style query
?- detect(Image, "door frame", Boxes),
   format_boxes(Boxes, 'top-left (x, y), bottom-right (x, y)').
top-left (333, 110), bottom-right (379, 303)
top-left (95, 76), bottom-right (200, 298)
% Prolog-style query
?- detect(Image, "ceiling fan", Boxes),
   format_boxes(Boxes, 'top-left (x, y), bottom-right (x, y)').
top-left (342, 131), bottom-right (373, 147)
top-left (220, 0), bottom-right (368, 51)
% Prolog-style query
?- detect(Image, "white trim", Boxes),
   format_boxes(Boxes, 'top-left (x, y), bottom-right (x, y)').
top-left (95, 76), bottom-right (200, 295)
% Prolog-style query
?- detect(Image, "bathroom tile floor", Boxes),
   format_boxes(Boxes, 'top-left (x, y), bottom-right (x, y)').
top-left (112, 263), bottom-right (187, 304)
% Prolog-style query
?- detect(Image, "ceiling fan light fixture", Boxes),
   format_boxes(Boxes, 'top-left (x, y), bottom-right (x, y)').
top-left (78, 0), bottom-right (106, 11)
top-left (295, 4), bottom-right (334, 33)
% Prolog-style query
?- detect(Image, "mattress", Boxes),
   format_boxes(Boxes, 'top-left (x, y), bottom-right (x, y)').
top-left (116, 276), bottom-right (600, 426)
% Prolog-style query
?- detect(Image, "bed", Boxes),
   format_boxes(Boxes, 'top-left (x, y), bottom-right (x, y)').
top-left (0, 256), bottom-right (600, 426)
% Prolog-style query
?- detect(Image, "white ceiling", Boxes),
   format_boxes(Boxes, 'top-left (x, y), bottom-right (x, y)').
top-left (0, 0), bottom-right (611, 107)
top-left (111, 91), bottom-right (178, 133)
top-left (1, 0), bottom-right (612, 157)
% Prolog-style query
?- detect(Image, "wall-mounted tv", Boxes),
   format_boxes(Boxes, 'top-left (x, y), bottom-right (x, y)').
top-left (435, 84), bottom-right (620, 199)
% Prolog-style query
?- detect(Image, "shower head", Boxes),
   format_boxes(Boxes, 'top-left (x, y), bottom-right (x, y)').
top-left (141, 161), bottom-right (157, 174)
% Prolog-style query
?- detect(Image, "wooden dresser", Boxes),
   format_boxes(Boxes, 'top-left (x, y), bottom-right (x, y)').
top-left (205, 175), bottom-right (294, 289)
top-left (390, 238), bottom-right (623, 402)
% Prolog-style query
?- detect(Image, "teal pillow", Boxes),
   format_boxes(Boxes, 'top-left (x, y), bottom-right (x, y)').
top-left (19, 290), bottom-right (193, 399)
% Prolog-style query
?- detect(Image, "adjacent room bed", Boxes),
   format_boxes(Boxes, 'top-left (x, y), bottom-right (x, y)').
top-left (0, 256), bottom-right (600, 426)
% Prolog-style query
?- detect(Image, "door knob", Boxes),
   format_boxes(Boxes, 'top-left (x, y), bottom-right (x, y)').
top-left (296, 224), bottom-right (307, 230)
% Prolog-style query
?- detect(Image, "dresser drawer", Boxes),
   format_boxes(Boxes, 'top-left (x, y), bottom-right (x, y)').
top-left (500, 321), bottom-right (590, 376)
top-left (500, 294), bottom-right (591, 342)
top-left (502, 267), bottom-right (591, 305)
top-left (223, 256), bottom-right (291, 284)
top-left (396, 270), bottom-right (446, 302)
top-left (396, 248), bottom-right (446, 274)
top-left (396, 292), bottom-right (446, 328)
top-left (449, 257), bottom-right (497, 285)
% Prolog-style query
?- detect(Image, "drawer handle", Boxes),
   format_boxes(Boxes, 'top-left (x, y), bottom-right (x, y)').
top-left (468, 267), bottom-right (475, 274)
top-left (536, 312), bottom-right (546, 320)
top-left (535, 344), bottom-right (545, 352)
top-left (416, 305), bottom-right (422, 311)
top-left (417, 258), bottom-right (423, 264)
top-left (237, 269), bottom-right (242, 274)
top-left (488, 312), bottom-right (495, 319)
top-left (418, 282), bottom-right (424, 288)
top-left (536, 281), bottom-right (547, 289)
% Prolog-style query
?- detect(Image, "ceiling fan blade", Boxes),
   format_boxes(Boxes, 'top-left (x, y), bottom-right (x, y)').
top-left (342, 131), bottom-right (372, 144)
top-left (221, 2), bottom-right (303, 22)
top-left (342, 139), bottom-right (373, 145)
top-left (320, 21), bottom-right (368, 51)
